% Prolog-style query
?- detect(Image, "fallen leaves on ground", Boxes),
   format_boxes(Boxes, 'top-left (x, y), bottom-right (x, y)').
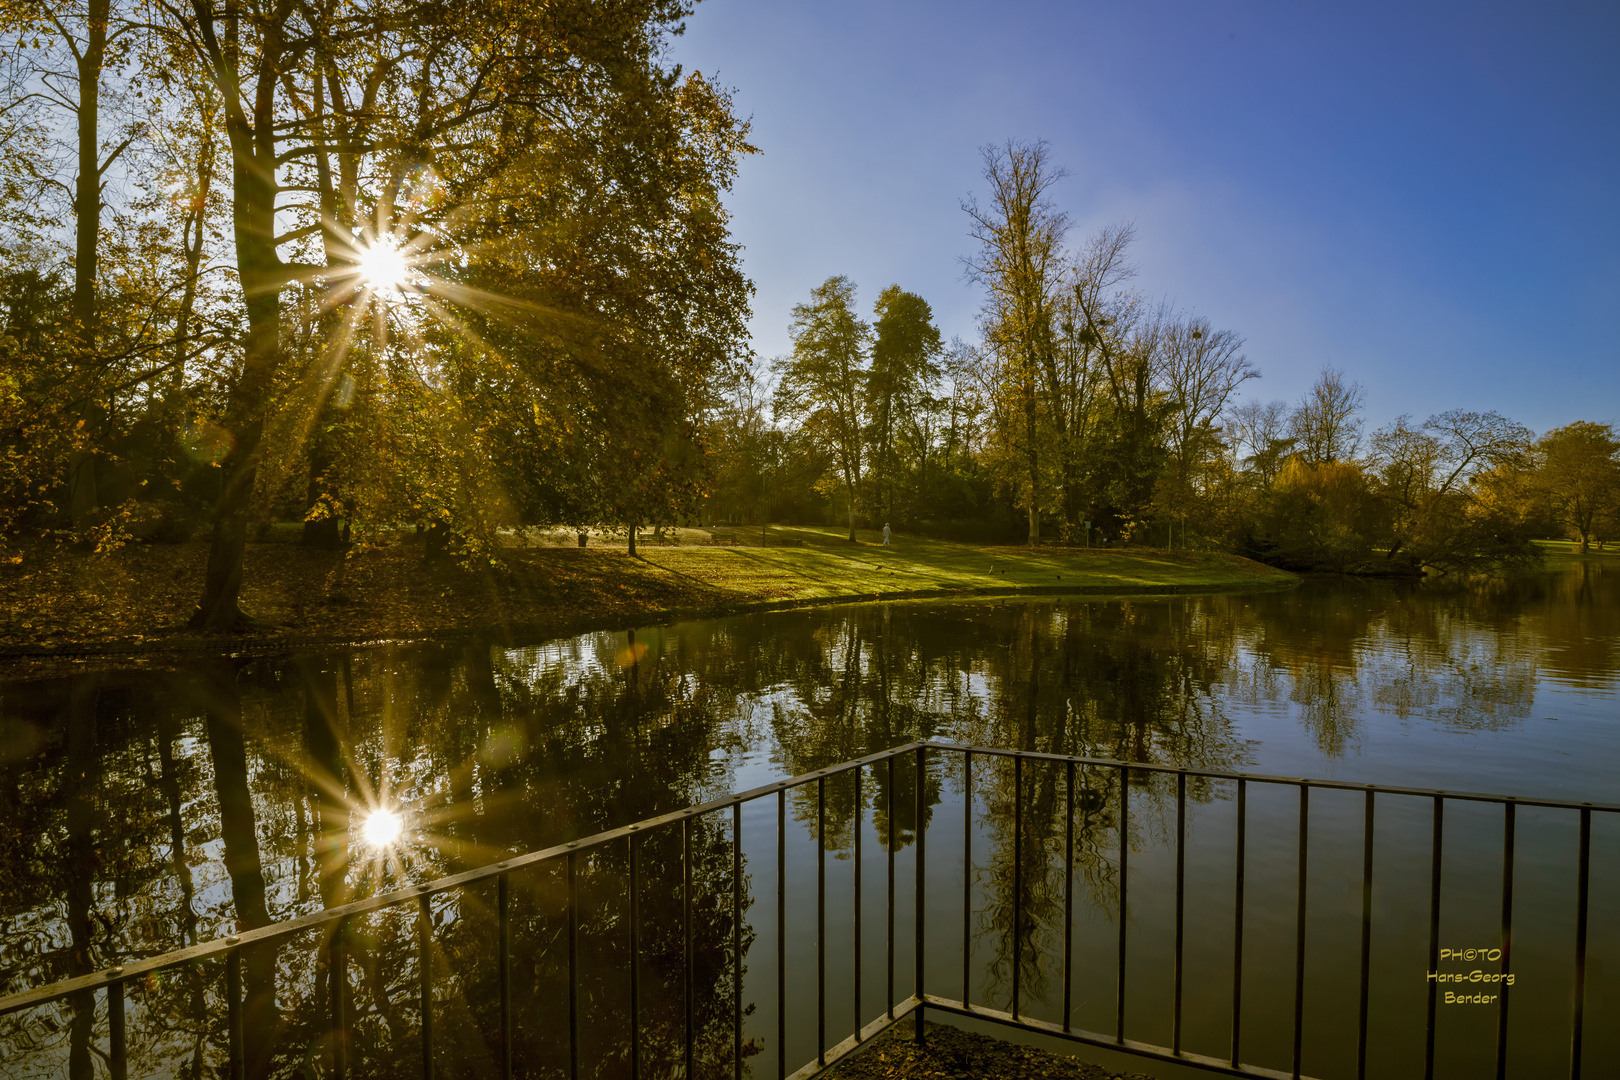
top-left (823, 1022), bottom-right (1158, 1080)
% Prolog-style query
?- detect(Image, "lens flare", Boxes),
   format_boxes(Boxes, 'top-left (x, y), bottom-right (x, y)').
top-left (362, 808), bottom-right (403, 847)
top-left (357, 240), bottom-right (410, 291)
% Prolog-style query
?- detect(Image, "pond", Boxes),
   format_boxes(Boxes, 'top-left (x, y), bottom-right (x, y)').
top-left (1, 560), bottom-right (1616, 1078)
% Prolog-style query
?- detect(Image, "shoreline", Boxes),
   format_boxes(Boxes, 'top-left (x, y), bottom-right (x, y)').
top-left (0, 525), bottom-right (1298, 674)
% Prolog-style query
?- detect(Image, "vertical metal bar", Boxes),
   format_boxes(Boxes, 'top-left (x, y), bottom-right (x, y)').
top-left (1293, 784), bottom-right (1310, 1079)
top-left (499, 873), bottom-right (511, 1080)
top-left (1425, 796), bottom-right (1443, 1080)
top-left (777, 788), bottom-right (787, 1080)
top-left (887, 754), bottom-right (896, 1020)
top-left (332, 919), bottom-right (347, 1080)
top-left (735, 802), bottom-right (744, 1080)
top-left (1173, 770), bottom-right (1186, 1055)
top-left (817, 774), bottom-right (827, 1066)
top-left (854, 767), bottom-right (863, 1043)
top-left (914, 744), bottom-right (927, 1043)
top-left (1116, 764), bottom-right (1129, 1043)
top-left (108, 978), bottom-right (126, 1080)
top-left (963, 749), bottom-right (972, 1007)
top-left (1357, 790), bottom-right (1374, 1080)
top-left (1012, 754), bottom-right (1024, 1020)
top-left (1063, 760), bottom-right (1075, 1033)
top-left (227, 948), bottom-right (244, 1080)
top-left (1571, 807), bottom-right (1590, 1080)
top-left (1495, 802), bottom-right (1515, 1080)
top-left (684, 815), bottom-right (695, 1080)
top-left (419, 893), bottom-right (434, 1080)
top-left (568, 852), bottom-right (579, 1080)
top-left (1232, 778), bottom-right (1247, 1067)
top-left (630, 833), bottom-right (642, 1080)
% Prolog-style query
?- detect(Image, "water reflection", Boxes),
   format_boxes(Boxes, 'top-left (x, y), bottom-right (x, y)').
top-left (0, 562), bottom-right (1615, 1076)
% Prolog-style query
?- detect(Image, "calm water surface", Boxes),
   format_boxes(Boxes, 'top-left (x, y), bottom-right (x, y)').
top-left (1, 562), bottom-right (1616, 1078)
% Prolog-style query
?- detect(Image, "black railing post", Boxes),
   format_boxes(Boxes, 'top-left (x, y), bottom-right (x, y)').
top-left (108, 973), bottom-right (126, 1080)
top-left (227, 945), bottom-right (244, 1080)
top-left (1012, 754), bottom-right (1023, 1020)
top-left (853, 767), bottom-right (863, 1044)
top-left (817, 773), bottom-right (827, 1066)
top-left (1232, 778), bottom-right (1247, 1068)
top-left (1293, 784), bottom-right (1310, 1079)
top-left (735, 802), bottom-right (744, 1080)
top-left (684, 815), bottom-right (695, 1080)
top-left (777, 788), bottom-right (787, 1080)
top-left (1357, 790), bottom-right (1374, 1080)
top-left (629, 830), bottom-right (642, 1080)
top-left (1174, 770), bottom-right (1186, 1055)
top-left (962, 749), bottom-right (972, 1008)
top-left (568, 850), bottom-right (579, 1080)
top-left (332, 918), bottom-right (347, 1080)
top-left (499, 872), bottom-right (511, 1080)
top-left (1116, 763), bottom-right (1129, 1043)
top-left (915, 744), bottom-right (926, 1043)
top-left (419, 893), bottom-right (434, 1080)
top-left (887, 754), bottom-right (896, 1021)
top-left (1063, 760), bottom-right (1074, 1033)
top-left (1572, 807), bottom-right (1590, 1080)
top-left (1496, 802), bottom-right (1515, 1080)
top-left (1426, 797), bottom-right (1444, 1080)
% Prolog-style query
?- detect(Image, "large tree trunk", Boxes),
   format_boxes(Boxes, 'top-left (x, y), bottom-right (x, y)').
top-left (68, 0), bottom-right (111, 530)
top-left (192, 31), bottom-right (288, 631)
top-left (1025, 385), bottom-right (1040, 544)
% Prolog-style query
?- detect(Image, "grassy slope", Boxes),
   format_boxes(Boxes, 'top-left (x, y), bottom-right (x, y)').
top-left (641, 525), bottom-right (1294, 600)
top-left (0, 525), bottom-right (1294, 662)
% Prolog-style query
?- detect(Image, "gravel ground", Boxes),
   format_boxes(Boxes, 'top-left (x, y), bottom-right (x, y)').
top-left (823, 1021), bottom-right (1158, 1080)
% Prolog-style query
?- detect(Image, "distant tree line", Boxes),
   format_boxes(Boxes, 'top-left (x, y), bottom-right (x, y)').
top-left (708, 139), bottom-right (1620, 573)
top-left (3, 31), bottom-right (1614, 606)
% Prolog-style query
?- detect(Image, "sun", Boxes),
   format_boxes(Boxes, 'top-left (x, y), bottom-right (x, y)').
top-left (357, 239), bottom-right (410, 291)
top-left (362, 808), bottom-right (403, 847)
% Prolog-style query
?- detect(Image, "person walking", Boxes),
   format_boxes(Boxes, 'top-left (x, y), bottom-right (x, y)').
top-left (881, 523), bottom-right (891, 545)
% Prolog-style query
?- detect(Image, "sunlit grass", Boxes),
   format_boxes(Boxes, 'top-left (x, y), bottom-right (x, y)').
top-left (639, 526), bottom-right (1297, 601)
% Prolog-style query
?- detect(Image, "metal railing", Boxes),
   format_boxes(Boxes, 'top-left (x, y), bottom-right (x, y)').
top-left (1, 741), bottom-right (1613, 1080)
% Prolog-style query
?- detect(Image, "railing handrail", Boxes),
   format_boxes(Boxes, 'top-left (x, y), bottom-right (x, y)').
top-left (4, 738), bottom-right (1614, 1020)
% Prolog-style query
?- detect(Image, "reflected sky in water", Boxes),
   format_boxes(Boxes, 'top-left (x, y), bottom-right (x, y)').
top-left (0, 560), bottom-right (1614, 1009)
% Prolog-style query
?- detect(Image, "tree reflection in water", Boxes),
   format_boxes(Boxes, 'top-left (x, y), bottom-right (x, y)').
top-left (0, 563), bottom-right (1615, 1074)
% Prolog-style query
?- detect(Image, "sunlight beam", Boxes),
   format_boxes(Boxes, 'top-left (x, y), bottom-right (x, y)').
top-left (362, 808), bottom-right (403, 847)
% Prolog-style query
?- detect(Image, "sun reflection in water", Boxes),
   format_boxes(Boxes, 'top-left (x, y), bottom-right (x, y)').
top-left (361, 808), bottom-right (403, 848)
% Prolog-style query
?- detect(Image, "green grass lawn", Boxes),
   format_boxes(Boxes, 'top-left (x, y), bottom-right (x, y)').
top-left (1532, 538), bottom-right (1618, 558)
top-left (638, 525), bottom-right (1296, 604)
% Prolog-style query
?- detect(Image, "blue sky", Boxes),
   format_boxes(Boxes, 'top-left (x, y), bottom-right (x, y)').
top-left (669, 0), bottom-right (1619, 434)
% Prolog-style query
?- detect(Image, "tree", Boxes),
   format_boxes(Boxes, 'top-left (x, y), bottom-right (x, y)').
top-left (1368, 409), bottom-right (1534, 571)
top-left (1289, 366), bottom-right (1365, 466)
top-left (962, 139), bottom-right (1069, 543)
top-left (138, 0), bottom-right (742, 624)
top-left (2, 0), bottom-right (149, 525)
top-left (1536, 421), bottom-right (1620, 553)
top-left (775, 275), bottom-right (869, 540)
top-left (1157, 315), bottom-right (1256, 533)
top-left (866, 285), bottom-right (940, 521)
top-left (1048, 223), bottom-right (1134, 537)
top-left (1226, 398), bottom-right (1293, 491)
